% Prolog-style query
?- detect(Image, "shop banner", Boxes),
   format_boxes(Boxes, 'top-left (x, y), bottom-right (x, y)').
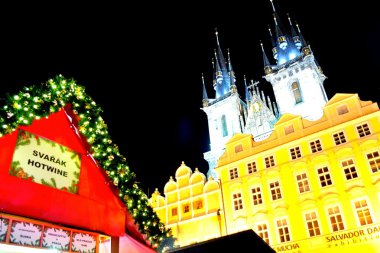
top-left (10, 129), bottom-right (81, 194)
top-left (0, 217), bottom-right (9, 242)
top-left (9, 221), bottom-right (42, 246)
top-left (42, 226), bottom-right (71, 251)
top-left (71, 232), bottom-right (96, 252)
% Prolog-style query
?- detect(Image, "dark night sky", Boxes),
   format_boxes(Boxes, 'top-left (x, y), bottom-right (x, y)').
top-left (1, 1), bottom-right (379, 194)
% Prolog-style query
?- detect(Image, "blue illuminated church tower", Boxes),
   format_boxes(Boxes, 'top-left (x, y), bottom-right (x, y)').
top-left (201, 0), bottom-right (328, 178)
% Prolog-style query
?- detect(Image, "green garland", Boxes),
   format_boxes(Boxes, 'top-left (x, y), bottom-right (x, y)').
top-left (0, 74), bottom-right (175, 252)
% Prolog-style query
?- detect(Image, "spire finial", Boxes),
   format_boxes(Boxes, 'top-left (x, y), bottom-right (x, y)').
top-left (215, 27), bottom-right (220, 46)
top-left (287, 13), bottom-right (293, 25)
top-left (268, 26), bottom-right (273, 37)
top-left (273, 14), bottom-right (278, 26)
top-left (269, 0), bottom-right (276, 12)
top-left (202, 73), bottom-right (205, 83)
top-left (296, 22), bottom-right (301, 33)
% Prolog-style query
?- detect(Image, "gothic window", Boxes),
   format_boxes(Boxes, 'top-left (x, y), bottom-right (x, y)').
top-left (366, 151), bottom-right (380, 173)
top-left (356, 123), bottom-right (371, 138)
top-left (221, 115), bottom-right (228, 137)
top-left (296, 173), bottom-right (310, 193)
top-left (291, 81), bottom-right (302, 104)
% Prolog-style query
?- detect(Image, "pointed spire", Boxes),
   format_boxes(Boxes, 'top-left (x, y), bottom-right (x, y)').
top-left (261, 42), bottom-right (272, 75)
top-left (296, 22), bottom-right (311, 55)
top-left (227, 48), bottom-right (236, 90)
top-left (287, 13), bottom-right (298, 37)
top-left (244, 75), bottom-right (251, 103)
top-left (269, 0), bottom-right (276, 12)
top-left (215, 27), bottom-right (220, 46)
top-left (202, 73), bottom-right (209, 101)
top-left (288, 13), bottom-right (301, 50)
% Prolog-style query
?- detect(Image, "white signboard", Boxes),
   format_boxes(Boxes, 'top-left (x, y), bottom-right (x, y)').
top-left (42, 227), bottom-right (71, 251)
top-left (9, 221), bottom-right (42, 246)
top-left (0, 217), bottom-right (9, 242)
top-left (71, 232), bottom-right (96, 253)
top-left (10, 129), bottom-right (81, 193)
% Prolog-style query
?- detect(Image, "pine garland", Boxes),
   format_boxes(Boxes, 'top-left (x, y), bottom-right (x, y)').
top-left (0, 74), bottom-right (174, 252)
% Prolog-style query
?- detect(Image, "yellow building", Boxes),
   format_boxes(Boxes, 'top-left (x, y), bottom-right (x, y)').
top-left (150, 93), bottom-right (380, 252)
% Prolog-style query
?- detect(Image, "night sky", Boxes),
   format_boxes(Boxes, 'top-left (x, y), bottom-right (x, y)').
top-left (1, 1), bottom-right (379, 195)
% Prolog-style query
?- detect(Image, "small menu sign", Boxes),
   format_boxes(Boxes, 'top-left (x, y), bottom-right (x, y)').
top-left (0, 217), bottom-right (9, 242)
top-left (71, 232), bottom-right (96, 252)
top-left (9, 221), bottom-right (42, 246)
top-left (42, 226), bottom-right (71, 251)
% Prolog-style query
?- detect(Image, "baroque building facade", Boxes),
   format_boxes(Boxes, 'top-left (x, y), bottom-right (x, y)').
top-left (149, 1), bottom-right (380, 252)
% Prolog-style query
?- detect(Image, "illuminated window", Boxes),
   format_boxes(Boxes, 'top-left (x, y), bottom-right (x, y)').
top-left (291, 81), bottom-right (302, 104)
top-left (305, 211), bottom-right (321, 237)
top-left (333, 131), bottom-right (346, 145)
top-left (221, 115), bottom-right (228, 137)
top-left (233, 193), bottom-right (243, 211)
top-left (171, 207), bottom-right (178, 216)
top-left (296, 173), bottom-right (310, 193)
top-left (290, 146), bottom-right (302, 160)
top-left (284, 125), bottom-right (294, 135)
top-left (276, 219), bottom-right (291, 243)
top-left (229, 168), bottom-right (238, 180)
top-left (235, 144), bottom-right (243, 153)
top-left (357, 123), bottom-right (371, 137)
top-left (183, 204), bottom-right (190, 213)
top-left (251, 187), bottom-right (263, 205)
top-left (310, 139), bottom-right (322, 153)
top-left (342, 159), bottom-right (358, 180)
top-left (317, 166), bottom-right (332, 187)
top-left (247, 161), bottom-right (257, 174)
top-left (327, 206), bottom-right (345, 232)
top-left (257, 223), bottom-right (270, 244)
top-left (193, 200), bottom-right (203, 210)
top-left (337, 105), bottom-right (349, 115)
top-left (265, 155), bottom-right (275, 168)
top-left (270, 181), bottom-right (282, 200)
top-left (367, 151), bottom-right (380, 173)
top-left (354, 199), bottom-right (373, 226)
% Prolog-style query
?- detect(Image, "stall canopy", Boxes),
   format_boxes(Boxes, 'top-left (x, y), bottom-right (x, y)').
top-left (0, 104), bottom-right (155, 252)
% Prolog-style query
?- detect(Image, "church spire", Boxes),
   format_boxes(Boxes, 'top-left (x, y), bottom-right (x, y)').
top-left (261, 42), bottom-right (272, 75)
top-left (244, 75), bottom-right (251, 103)
top-left (214, 28), bottom-right (231, 98)
top-left (287, 13), bottom-right (301, 50)
top-left (227, 48), bottom-right (236, 91)
top-left (202, 73), bottom-right (209, 107)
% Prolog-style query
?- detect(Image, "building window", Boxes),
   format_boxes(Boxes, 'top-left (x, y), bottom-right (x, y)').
top-left (305, 211), bottom-right (321, 237)
top-left (337, 105), bottom-right (349, 115)
top-left (229, 168), bottom-right (238, 180)
top-left (183, 204), bottom-right (190, 213)
top-left (270, 181), bottom-right (282, 200)
top-left (277, 219), bottom-right (291, 243)
top-left (265, 155), bottom-right (275, 168)
top-left (317, 166), bottom-right (332, 187)
top-left (221, 115), bottom-right (228, 137)
top-left (193, 200), bottom-right (203, 210)
top-left (257, 223), bottom-right (270, 244)
top-left (333, 131), bottom-right (346, 145)
top-left (235, 144), bottom-right (243, 153)
top-left (171, 207), bottom-right (178, 216)
top-left (327, 206), bottom-right (345, 232)
top-left (247, 161), bottom-right (257, 174)
top-left (357, 123), bottom-right (371, 138)
top-left (291, 81), bottom-right (302, 104)
top-left (310, 139), bottom-right (322, 153)
top-left (251, 187), bottom-right (263, 205)
top-left (233, 193), bottom-right (243, 211)
top-left (367, 151), bottom-right (380, 173)
top-left (284, 125), bottom-right (294, 135)
top-left (342, 159), bottom-right (358, 180)
top-left (354, 199), bottom-right (373, 226)
top-left (290, 146), bottom-right (302, 160)
top-left (296, 173), bottom-right (310, 193)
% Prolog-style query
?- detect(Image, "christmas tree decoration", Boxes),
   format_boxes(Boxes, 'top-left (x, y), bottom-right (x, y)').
top-left (0, 74), bottom-right (174, 252)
